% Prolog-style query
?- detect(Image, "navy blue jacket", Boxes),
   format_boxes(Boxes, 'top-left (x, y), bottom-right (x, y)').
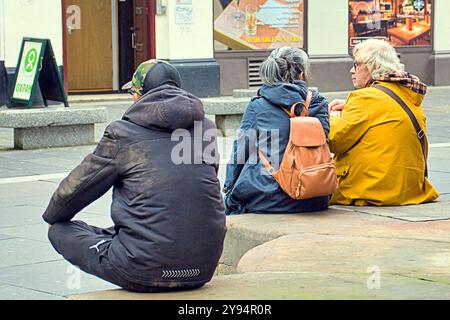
top-left (224, 81), bottom-right (330, 215)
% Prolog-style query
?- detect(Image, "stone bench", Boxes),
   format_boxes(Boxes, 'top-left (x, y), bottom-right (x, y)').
top-left (68, 201), bottom-right (450, 300)
top-left (233, 87), bottom-right (318, 99)
top-left (0, 106), bottom-right (107, 150)
top-left (201, 96), bottom-right (250, 137)
top-left (202, 88), bottom-right (320, 137)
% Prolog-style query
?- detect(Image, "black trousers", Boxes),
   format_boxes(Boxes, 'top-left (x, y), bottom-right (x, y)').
top-left (48, 221), bottom-right (201, 293)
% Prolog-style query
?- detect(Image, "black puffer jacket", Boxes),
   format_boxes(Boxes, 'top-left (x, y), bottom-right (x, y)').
top-left (43, 85), bottom-right (227, 288)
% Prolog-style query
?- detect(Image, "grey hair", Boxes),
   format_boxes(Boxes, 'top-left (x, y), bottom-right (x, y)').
top-left (353, 39), bottom-right (402, 79)
top-left (260, 47), bottom-right (310, 86)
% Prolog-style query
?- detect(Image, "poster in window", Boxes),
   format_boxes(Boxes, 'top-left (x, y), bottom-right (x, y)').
top-left (214, 0), bottom-right (304, 51)
top-left (349, 0), bottom-right (432, 47)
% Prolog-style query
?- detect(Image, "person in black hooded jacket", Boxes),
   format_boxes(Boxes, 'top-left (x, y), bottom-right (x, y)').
top-left (43, 60), bottom-right (227, 293)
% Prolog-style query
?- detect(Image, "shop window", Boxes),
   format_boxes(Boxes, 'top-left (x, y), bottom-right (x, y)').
top-left (214, 0), bottom-right (305, 51)
top-left (349, 0), bottom-right (432, 47)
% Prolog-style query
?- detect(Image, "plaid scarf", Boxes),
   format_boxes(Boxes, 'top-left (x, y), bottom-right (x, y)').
top-left (373, 71), bottom-right (428, 95)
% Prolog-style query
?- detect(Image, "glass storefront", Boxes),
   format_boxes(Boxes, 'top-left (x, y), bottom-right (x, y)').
top-left (214, 0), bottom-right (305, 51)
top-left (349, 0), bottom-right (432, 47)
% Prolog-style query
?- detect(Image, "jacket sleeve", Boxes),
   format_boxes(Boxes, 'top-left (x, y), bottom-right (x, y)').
top-left (329, 91), bottom-right (372, 156)
top-left (42, 125), bottom-right (121, 225)
top-left (223, 102), bottom-right (257, 193)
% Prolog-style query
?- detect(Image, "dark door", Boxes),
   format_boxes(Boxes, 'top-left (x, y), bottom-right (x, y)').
top-left (133, 0), bottom-right (151, 68)
top-left (118, 0), bottom-right (135, 88)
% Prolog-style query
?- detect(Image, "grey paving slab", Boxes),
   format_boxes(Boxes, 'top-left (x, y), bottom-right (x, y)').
top-left (429, 146), bottom-right (450, 157)
top-left (0, 157), bottom-right (37, 167)
top-left (42, 146), bottom-right (94, 159)
top-left (0, 260), bottom-right (118, 298)
top-left (0, 166), bottom-right (38, 178)
top-left (26, 165), bottom-right (70, 176)
top-left (0, 215), bottom-right (114, 243)
top-left (0, 195), bottom-right (52, 208)
top-left (39, 179), bottom-right (62, 184)
top-left (0, 146), bottom-right (92, 162)
top-left (0, 150), bottom-right (66, 160)
top-left (0, 238), bottom-right (61, 268)
top-left (23, 157), bottom-right (82, 171)
top-left (427, 171), bottom-right (450, 194)
top-left (423, 92), bottom-right (450, 107)
top-left (426, 119), bottom-right (450, 127)
top-left (0, 182), bottom-right (58, 208)
top-left (429, 160), bottom-right (450, 173)
top-left (0, 180), bottom-right (59, 199)
top-left (441, 193), bottom-right (450, 200)
top-left (346, 200), bottom-right (450, 222)
top-left (0, 234), bottom-right (15, 241)
top-left (427, 136), bottom-right (450, 144)
top-left (0, 284), bottom-right (63, 300)
top-left (0, 205), bottom-right (45, 229)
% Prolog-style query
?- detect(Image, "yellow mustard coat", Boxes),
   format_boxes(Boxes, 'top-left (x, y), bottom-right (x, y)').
top-left (329, 81), bottom-right (439, 206)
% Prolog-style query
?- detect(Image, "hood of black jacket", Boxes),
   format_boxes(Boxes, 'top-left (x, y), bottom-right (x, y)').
top-left (123, 85), bottom-right (205, 131)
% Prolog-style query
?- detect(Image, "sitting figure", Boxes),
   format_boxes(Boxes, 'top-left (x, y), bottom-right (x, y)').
top-left (328, 39), bottom-right (439, 206)
top-left (43, 60), bottom-right (227, 293)
top-left (224, 47), bottom-right (331, 215)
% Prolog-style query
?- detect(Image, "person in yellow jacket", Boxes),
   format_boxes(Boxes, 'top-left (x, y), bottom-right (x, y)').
top-left (328, 39), bottom-right (439, 206)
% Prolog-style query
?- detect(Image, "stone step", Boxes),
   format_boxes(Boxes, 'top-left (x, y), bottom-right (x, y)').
top-left (69, 202), bottom-right (450, 300)
top-left (69, 270), bottom-right (450, 300)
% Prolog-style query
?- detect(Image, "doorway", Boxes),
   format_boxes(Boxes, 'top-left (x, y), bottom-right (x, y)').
top-left (63, 0), bottom-right (155, 93)
top-left (65, 0), bottom-right (115, 93)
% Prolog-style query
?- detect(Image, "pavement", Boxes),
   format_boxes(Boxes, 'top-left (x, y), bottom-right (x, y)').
top-left (0, 88), bottom-right (449, 300)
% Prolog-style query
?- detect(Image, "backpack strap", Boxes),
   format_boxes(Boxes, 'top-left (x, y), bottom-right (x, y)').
top-left (373, 84), bottom-right (428, 178)
top-left (290, 90), bottom-right (313, 118)
top-left (258, 89), bottom-right (313, 176)
top-left (258, 149), bottom-right (276, 176)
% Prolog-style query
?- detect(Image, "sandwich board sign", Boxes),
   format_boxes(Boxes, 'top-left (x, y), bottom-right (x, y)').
top-left (9, 38), bottom-right (69, 108)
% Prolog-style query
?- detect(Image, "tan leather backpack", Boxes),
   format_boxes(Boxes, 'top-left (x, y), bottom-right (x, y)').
top-left (258, 90), bottom-right (338, 200)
